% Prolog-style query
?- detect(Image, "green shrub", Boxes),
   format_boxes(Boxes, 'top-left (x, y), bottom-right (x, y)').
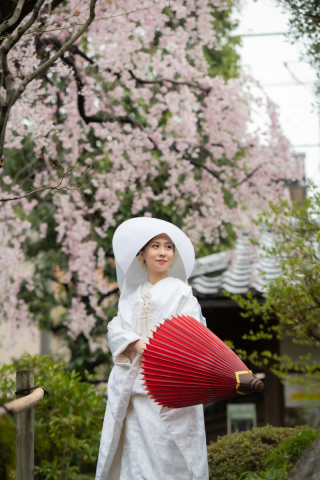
top-left (0, 353), bottom-right (106, 480)
top-left (207, 425), bottom-right (307, 480)
top-left (242, 428), bottom-right (320, 480)
top-left (0, 416), bottom-right (15, 480)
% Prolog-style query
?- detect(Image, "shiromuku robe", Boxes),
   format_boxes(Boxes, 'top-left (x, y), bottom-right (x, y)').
top-left (95, 276), bottom-right (209, 480)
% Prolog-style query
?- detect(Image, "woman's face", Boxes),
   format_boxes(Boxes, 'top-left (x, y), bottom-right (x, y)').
top-left (139, 233), bottom-right (174, 273)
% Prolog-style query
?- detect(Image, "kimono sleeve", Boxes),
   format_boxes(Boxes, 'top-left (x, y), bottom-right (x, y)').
top-left (107, 313), bottom-right (142, 366)
top-left (177, 286), bottom-right (207, 326)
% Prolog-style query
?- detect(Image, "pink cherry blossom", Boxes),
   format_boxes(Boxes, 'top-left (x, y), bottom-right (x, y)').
top-left (0, 0), bottom-right (302, 346)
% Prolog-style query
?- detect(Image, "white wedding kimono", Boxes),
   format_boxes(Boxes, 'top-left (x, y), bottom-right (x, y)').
top-left (95, 276), bottom-right (209, 480)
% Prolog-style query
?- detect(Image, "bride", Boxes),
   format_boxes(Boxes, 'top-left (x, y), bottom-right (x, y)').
top-left (95, 217), bottom-right (209, 480)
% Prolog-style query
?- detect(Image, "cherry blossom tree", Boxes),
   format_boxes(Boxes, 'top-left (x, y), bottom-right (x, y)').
top-left (0, 0), bottom-right (99, 165)
top-left (0, 0), bottom-right (303, 370)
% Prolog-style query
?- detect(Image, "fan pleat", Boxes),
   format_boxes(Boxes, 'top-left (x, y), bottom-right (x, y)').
top-left (149, 331), bottom-right (239, 372)
top-left (141, 365), bottom-right (234, 383)
top-left (141, 315), bottom-right (252, 408)
top-left (161, 317), bottom-right (243, 371)
top-left (182, 317), bottom-right (241, 368)
top-left (142, 350), bottom-right (215, 374)
top-left (147, 334), bottom-right (239, 372)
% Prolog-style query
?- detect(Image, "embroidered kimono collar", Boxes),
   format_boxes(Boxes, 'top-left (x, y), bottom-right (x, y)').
top-left (140, 281), bottom-right (153, 303)
top-left (113, 218), bottom-right (195, 297)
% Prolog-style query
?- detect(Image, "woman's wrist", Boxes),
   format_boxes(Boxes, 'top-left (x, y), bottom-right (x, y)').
top-left (136, 339), bottom-right (146, 355)
top-left (125, 339), bottom-right (146, 355)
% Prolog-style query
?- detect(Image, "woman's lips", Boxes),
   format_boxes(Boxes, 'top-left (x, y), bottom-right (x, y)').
top-left (157, 260), bottom-right (167, 264)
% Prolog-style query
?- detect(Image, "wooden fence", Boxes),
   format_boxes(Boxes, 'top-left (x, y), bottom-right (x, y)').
top-left (0, 369), bottom-right (47, 480)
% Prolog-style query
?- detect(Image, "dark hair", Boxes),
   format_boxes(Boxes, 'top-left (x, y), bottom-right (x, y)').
top-left (136, 235), bottom-right (175, 256)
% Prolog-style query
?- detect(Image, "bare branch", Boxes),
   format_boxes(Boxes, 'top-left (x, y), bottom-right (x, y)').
top-left (2, 0), bottom-right (46, 54)
top-left (22, 0), bottom-right (169, 37)
top-left (128, 69), bottom-right (210, 94)
top-left (69, 44), bottom-right (94, 64)
top-left (0, 0), bottom-right (98, 167)
top-left (12, 0), bottom-right (98, 103)
top-left (185, 157), bottom-right (224, 183)
top-left (170, 142), bottom-right (224, 183)
top-left (43, 36), bottom-right (144, 131)
top-left (233, 163), bottom-right (265, 188)
top-left (71, 63), bottom-right (143, 129)
top-left (0, 0), bottom-right (46, 166)
top-left (0, 179), bottom-right (65, 202)
top-left (12, 155), bottom-right (39, 185)
top-left (0, 0), bottom-right (25, 36)
top-left (0, 162), bottom-right (92, 202)
top-left (40, 36), bottom-right (94, 65)
top-left (98, 287), bottom-right (120, 305)
top-left (171, 143), bottom-right (265, 187)
top-left (0, 1), bottom-right (65, 41)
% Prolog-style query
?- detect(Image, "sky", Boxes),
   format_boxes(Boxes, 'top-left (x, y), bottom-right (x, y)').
top-left (233, 0), bottom-right (320, 185)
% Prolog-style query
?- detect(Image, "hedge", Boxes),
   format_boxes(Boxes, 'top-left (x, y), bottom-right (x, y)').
top-left (208, 424), bottom-right (307, 480)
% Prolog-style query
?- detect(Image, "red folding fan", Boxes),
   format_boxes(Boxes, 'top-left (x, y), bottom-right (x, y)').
top-left (141, 315), bottom-right (264, 408)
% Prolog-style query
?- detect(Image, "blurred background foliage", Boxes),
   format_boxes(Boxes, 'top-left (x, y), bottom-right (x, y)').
top-left (0, 354), bottom-right (106, 480)
top-left (228, 186), bottom-right (320, 385)
top-left (276, 0), bottom-right (320, 100)
top-left (1, 355), bottom-right (319, 480)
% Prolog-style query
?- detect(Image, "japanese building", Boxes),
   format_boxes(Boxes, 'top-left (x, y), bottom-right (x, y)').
top-left (190, 229), bottom-right (320, 443)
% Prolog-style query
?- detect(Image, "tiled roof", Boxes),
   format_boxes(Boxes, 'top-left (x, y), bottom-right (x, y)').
top-left (190, 231), bottom-right (280, 296)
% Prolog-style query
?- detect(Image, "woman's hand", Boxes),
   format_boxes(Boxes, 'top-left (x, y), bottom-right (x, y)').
top-left (124, 339), bottom-right (146, 355)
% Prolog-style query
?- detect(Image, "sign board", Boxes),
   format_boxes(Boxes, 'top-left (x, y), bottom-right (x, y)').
top-left (227, 403), bottom-right (257, 435)
top-left (285, 374), bottom-right (320, 408)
